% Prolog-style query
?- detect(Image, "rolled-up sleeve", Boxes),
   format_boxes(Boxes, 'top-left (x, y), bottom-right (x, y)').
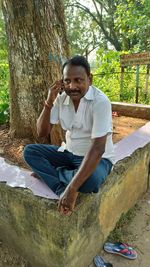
top-left (91, 98), bottom-right (112, 138)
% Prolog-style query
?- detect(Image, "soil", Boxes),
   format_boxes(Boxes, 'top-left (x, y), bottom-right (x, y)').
top-left (89, 189), bottom-right (150, 267)
top-left (0, 115), bottom-right (149, 267)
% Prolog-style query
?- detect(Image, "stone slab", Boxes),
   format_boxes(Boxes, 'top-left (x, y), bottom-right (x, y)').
top-left (112, 102), bottom-right (150, 120)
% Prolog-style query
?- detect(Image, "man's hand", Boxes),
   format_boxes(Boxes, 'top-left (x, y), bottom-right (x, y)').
top-left (58, 186), bottom-right (78, 216)
top-left (47, 80), bottom-right (64, 105)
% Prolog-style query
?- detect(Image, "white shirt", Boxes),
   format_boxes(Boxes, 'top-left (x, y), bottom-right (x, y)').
top-left (50, 86), bottom-right (115, 164)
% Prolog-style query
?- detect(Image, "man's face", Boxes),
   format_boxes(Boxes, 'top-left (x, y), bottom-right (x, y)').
top-left (62, 64), bottom-right (92, 102)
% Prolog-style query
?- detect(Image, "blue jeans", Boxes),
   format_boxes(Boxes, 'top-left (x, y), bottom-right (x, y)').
top-left (23, 144), bottom-right (112, 196)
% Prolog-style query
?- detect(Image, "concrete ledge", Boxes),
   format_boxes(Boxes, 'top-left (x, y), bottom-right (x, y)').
top-left (0, 126), bottom-right (150, 267)
top-left (99, 145), bottom-right (150, 239)
top-left (112, 102), bottom-right (150, 120)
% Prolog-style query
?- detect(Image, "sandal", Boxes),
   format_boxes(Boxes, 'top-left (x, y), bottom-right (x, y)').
top-left (104, 242), bottom-right (137, 260)
top-left (93, 255), bottom-right (113, 267)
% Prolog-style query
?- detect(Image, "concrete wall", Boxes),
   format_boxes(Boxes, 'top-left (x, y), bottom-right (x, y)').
top-left (0, 142), bottom-right (150, 267)
top-left (112, 102), bottom-right (150, 120)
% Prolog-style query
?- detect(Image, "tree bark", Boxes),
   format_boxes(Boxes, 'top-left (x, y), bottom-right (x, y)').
top-left (2, 0), bottom-right (69, 142)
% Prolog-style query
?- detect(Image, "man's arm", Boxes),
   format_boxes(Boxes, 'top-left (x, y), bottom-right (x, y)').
top-left (58, 135), bottom-right (107, 215)
top-left (37, 80), bottom-right (63, 137)
top-left (37, 103), bottom-right (54, 137)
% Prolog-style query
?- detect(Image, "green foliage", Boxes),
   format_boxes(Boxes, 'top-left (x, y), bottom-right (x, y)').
top-left (65, 0), bottom-right (150, 53)
top-left (0, 9), bottom-right (9, 124)
top-left (0, 61), bottom-right (9, 124)
top-left (93, 49), bottom-right (123, 101)
top-left (115, 0), bottom-right (150, 51)
top-left (93, 49), bottom-right (150, 104)
top-left (65, 0), bottom-right (102, 56)
top-left (107, 204), bottom-right (140, 243)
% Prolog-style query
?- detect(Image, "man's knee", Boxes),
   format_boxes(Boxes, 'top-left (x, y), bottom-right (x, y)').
top-left (79, 172), bottom-right (100, 193)
top-left (23, 144), bottom-right (36, 160)
top-left (90, 172), bottom-right (105, 192)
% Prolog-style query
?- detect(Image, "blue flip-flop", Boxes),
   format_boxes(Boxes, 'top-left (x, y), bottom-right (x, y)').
top-left (104, 242), bottom-right (137, 260)
top-left (93, 255), bottom-right (113, 267)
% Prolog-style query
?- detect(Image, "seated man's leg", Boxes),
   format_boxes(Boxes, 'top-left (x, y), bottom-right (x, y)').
top-left (55, 155), bottom-right (84, 195)
top-left (23, 144), bottom-right (74, 192)
top-left (79, 158), bottom-right (112, 193)
top-left (54, 156), bottom-right (112, 195)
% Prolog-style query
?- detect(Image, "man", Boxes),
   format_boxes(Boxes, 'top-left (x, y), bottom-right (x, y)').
top-left (24, 55), bottom-right (114, 215)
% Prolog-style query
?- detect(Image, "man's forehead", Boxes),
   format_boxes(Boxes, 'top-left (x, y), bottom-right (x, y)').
top-left (63, 65), bottom-right (87, 77)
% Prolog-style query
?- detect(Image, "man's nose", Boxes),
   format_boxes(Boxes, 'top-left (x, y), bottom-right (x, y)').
top-left (69, 81), bottom-right (76, 89)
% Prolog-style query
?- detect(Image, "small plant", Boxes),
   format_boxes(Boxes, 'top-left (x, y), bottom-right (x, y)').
top-left (0, 66), bottom-right (9, 124)
top-left (0, 12), bottom-right (9, 125)
top-left (107, 204), bottom-right (140, 243)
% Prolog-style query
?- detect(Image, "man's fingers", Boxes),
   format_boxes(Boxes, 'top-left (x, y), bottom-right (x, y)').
top-left (60, 206), bottom-right (72, 216)
top-left (63, 209), bottom-right (72, 216)
top-left (58, 199), bottom-right (73, 216)
top-left (58, 198), bottom-right (67, 212)
top-left (57, 199), bottom-right (62, 211)
top-left (49, 80), bottom-right (62, 90)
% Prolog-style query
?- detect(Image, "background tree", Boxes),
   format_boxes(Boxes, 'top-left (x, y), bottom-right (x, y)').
top-left (1, 0), bottom-right (69, 141)
top-left (115, 0), bottom-right (150, 51)
top-left (65, 0), bottom-right (150, 53)
top-left (65, 1), bottom-right (102, 58)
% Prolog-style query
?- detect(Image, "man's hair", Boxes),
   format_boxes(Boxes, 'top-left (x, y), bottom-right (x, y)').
top-left (62, 55), bottom-right (91, 76)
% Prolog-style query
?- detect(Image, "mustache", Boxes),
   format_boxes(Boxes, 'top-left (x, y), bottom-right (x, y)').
top-left (67, 89), bottom-right (81, 94)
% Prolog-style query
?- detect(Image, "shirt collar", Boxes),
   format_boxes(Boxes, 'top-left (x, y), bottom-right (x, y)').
top-left (63, 86), bottom-right (94, 105)
top-left (84, 86), bottom-right (94, 100)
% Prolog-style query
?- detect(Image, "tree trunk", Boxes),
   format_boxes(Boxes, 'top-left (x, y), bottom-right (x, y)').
top-left (2, 0), bottom-right (69, 143)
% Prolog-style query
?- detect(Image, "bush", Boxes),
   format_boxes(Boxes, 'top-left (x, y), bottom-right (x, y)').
top-left (93, 49), bottom-right (150, 104)
top-left (0, 57), bottom-right (9, 124)
top-left (0, 11), bottom-right (9, 124)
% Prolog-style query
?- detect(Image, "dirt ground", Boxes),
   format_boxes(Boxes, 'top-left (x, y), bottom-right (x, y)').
top-left (0, 115), bottom-right (149, 267)
top-left (89, 189), bottom-right (150, 267)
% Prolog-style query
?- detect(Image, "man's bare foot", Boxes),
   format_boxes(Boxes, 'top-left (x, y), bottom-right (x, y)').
top-left (31, 172), bottom-right (41, 179)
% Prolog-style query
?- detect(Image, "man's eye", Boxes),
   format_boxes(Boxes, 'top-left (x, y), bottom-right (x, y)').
top-left (76, 78), bottom-right (83, 83)
top-left (64, 80), bottom-right (70, 85)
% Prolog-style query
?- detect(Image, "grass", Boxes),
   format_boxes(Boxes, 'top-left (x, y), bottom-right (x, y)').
top-left (107, 204), bottom-right (140, 243)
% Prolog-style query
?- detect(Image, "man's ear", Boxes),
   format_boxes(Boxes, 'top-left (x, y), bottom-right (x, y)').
top-left (89, 73), bottom-right (93, 85)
